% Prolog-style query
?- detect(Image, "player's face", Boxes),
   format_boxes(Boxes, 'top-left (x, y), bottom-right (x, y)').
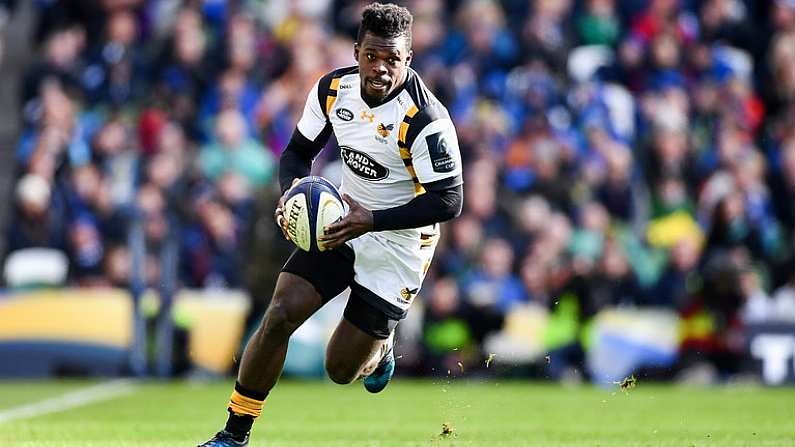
top-left (355, 32), bottom-right (412, 102)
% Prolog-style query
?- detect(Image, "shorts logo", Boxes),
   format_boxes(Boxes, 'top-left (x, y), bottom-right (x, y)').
top-left (426, 131), bottom-right (456, 173)
top-left (336, 108), bottom-right (353, 121)
top-left (340, 146), bottom-right (389, 181)
top-left (376, 123), bottom-right (394, 138)
top-left (400, 287), bottom-right (418, 303)
top-left (361, 110), bottom-right (375, 123)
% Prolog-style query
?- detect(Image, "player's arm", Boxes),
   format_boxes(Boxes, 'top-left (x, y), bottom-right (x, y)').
top-left (320, 111), bottom-right (463, 247)
top-left (370, 179), bottom-right (462, 230)
top-left (319, 181), bottom-right (462, 249)
top-left (278, 128), bottom-right (329, 193)
top-left (275, 79), bottom-right (333, 238)
top-left (369, 115), bottom-right (464, 230)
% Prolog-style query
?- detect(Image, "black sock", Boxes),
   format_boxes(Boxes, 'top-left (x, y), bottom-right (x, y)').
top-left (224, 382), bottom-right (269, 439)
top-left (224, 410), bottom-right (254, 439)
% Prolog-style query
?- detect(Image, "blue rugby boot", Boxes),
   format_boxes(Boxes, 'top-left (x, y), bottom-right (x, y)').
top-left (363, 331), bottom-right (395, 393)
top-left (197, 430), bottom-right (249, 447)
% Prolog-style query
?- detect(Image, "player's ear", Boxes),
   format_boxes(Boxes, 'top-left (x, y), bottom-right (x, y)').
top-left (353, 42), bottom-right (359, 62)
top-left (406, 49), bottom-right (413, 67)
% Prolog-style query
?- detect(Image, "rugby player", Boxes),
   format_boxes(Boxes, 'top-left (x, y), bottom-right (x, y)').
top-left (199, 3), bottom-right (463, 445)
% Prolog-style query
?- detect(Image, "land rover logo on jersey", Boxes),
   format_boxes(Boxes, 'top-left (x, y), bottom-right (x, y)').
top-left (340, 146), bottom-right (389, 181)
top-left (336, 108), bottom-right (353, 121)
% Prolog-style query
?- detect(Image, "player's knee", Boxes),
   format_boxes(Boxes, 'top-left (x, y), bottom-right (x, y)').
top-left (260, 297), bottom-right (301, 340)
top-left (324, 358), bottom-right (357, 384)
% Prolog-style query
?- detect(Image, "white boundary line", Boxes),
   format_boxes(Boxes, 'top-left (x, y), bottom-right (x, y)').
top-left (0, 378), bottom-right (138, 424)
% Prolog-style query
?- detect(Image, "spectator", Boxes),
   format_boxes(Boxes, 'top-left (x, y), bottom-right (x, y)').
top-left (198, 108), bottom-right (275, 188)
top-left (575, 0), bottom-right (620, 47)
top-left (155, 6), bottom-right (210, 139)
top-left (6, 174), bottom-right (66, 254)
top-left (22, 22), bottom-right (85, 109)
top-left (587, 237), bottom-right (643, 311)
top-left (68, 164), bottom-right (114, 222)
top-left (436, 213), bottom-right (484, 277)
top-left (67, 216), bottom-right (105, 284)
top-left (442, 0), bottom-right (519, 79)
top-left (649, 236), bottom-right (702, 308)
top-left (594, 144), bottom-right (637, 223)
top-left (520, 0), bottom-right (573, 72)
top-left (704, 190), bottom-right (767, 260)
top-left (462, 237), bottom-right (525, 314)
top-left (181, 194), bottom-right (243, 289)
top-left (82, 9), bottom-right (144, 105)
top-left (421, 277), bottom-right (474, 373)
top-left (519, 255), bottom-right (551, 304)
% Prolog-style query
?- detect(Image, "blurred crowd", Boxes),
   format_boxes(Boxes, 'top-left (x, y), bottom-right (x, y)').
top-left (5, 0), bottom-right (795, 380)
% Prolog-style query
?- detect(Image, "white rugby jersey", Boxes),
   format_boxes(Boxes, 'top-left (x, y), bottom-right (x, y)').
top-left (295, 66), bottom-right (463, 246)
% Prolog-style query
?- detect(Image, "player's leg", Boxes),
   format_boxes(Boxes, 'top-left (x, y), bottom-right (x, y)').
top-left (236, 272), bottom-right (323, 392)
top-left (200, 247), bottom-right (354, 447)
top-left (324, 321), bottom-right (385, 385)
top-left (199, 273), bottom-right (323, 447)
top-left (323, 232), bottom-right (433, 392)
top-left (324, 290), bottom-right (398, 387)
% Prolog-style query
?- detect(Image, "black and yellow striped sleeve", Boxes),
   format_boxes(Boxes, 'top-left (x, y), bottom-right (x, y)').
top-left (397, 101), bottom-right (463, 190)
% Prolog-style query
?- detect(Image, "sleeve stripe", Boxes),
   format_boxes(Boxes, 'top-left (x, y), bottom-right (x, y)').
top-left (397, 105), bottom-right (419, 147)
top-left (400, 151), bottom-right (426, 193)
top-left (400, 147), bottom-right (425, 195)
top-left (404, 102), bottom-right (449, 150)
top-left (398, 113), bottom-right (425, 196)
top-left (317, 66), bottom-right (358, 119)
top-left (325, 96), bottom-right (337, 116)
top-left (398, 105), bottom-right (419, 147)
top-left (397, 106), bottom-right (425, 196)
top-left (324, 77), bottom-right (341, 116)
top-left (411, 178), bottom-right (425, 195)
top-left (398, 122), bottom-right (410, 148)
top-left (402, 153), bottom-right (426, 195)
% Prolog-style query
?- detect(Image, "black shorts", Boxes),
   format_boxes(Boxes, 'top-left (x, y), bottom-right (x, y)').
top-left (281, 246), bottom-right (398, 339)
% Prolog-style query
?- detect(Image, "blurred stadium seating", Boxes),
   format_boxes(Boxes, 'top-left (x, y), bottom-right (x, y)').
top-left (1, 0), bottom-right (795, 385)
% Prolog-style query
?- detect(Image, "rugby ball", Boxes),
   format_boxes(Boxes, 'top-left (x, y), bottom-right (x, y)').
top-left (282, 176), bottom-right (345, 252)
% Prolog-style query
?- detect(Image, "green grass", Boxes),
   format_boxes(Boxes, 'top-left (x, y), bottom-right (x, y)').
top-left (0, 379), bottom-right (793, 446)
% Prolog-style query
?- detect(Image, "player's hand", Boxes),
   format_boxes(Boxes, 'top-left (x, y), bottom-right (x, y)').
top-left (274, 178), bottom-right (300, 241)
top-left (318, 194), bottom-right (373, 249)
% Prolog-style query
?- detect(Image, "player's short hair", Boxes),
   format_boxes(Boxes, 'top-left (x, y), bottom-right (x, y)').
top-left (357, 3), bottom-right (413, 50)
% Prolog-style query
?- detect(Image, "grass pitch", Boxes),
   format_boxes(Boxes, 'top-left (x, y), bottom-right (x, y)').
top-left (0, 379), bottom-right (793, 446)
